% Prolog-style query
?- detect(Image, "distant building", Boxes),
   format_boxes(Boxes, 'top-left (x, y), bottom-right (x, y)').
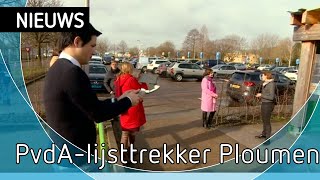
top-left (224, 52), bottom-right (259, 64)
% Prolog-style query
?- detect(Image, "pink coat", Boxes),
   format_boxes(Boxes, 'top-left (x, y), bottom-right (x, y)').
top-left (201, 76), bottom-right (218, 112)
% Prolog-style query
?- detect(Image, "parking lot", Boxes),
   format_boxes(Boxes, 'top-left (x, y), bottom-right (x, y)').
top-left (25, 65), bottom-right (293, 171)
top-left (102, 72), bottom-right (290, 171)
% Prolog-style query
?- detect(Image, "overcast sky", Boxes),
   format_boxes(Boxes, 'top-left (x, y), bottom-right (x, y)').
top-left (62, 0), bottom-right (319, 49)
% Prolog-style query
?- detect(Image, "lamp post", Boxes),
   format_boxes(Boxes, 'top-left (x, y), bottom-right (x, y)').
top-left (137, 40), bottom-right (141, 56)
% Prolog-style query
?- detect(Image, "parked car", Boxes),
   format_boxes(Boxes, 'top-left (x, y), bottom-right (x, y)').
top-left (185, 59), bottom-right (199, 64)
top-left (167, 62), bottom-right (204, 81)
top-left (196, 59), bottom-right (226, 68)
top-left (103, 55), bottom-right (113, 65)
top-left (263, 65), bottom-right (276, 71)
top-left (250, 64), bottom-right (260, 69)
top-left (228, 63), bottom-right (247, 70)
top-left (136, 57), bottom-right (161, 71)
top-left (284, 70), bottom-right (298, 82)
top-left (90, 55), bottom-right (103, 64)
top-left (83, 64), bottom-right (108, 91)
top-left (156, 61), bottom-right (171, 77)
top-left (257, 64), bottom-right (274, 71)
top-left (211, 64), bottom-right (237, 78)
top-left (226, 70), bottom-right (295, 103)
top-left (272, 67), bottom-right (296, 74)
top-left (147, 59), bottom-right (170, 73)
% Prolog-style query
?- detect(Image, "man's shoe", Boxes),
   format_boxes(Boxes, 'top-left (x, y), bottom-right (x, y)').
top-left (255, 134), bottom-right (266, 139)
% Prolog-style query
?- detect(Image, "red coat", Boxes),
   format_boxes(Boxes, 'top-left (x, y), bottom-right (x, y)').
top-left (114, 74), bottom-right (146, 130)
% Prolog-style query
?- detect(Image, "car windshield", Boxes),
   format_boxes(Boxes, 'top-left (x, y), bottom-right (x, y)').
top-left (91, 58), bottom-right (101, 62)
top-left (249, 74), bottom-right (261, 81)
top-left (212, 65), bottom-right (222, 69)
top-left (231, 73), bottom-right (245, 81)
top-left (168, 62), bottom-right (175, 67)
top-left (273, 67), bottom-right (285, 72)
top-left (89, 66), bottom-right (106, 74)
top-left (232, 73), bottom-right (261, 81)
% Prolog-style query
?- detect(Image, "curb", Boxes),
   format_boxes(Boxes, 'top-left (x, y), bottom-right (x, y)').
top-left (25, 73), bottom-right (46, 86)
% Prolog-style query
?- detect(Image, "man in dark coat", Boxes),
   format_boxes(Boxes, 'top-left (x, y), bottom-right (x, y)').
top-left (44, 23), bottom-right (141, 170)
top-left (104, 60), bottom-right (120, 94)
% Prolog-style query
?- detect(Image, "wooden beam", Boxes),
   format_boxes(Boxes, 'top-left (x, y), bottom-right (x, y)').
top-left (289, 9), bottom-right (305, 25)
top-left (302, 8), bottom-right (320, 24)
top-left (292, 42), bottom-right (316, 115)
top-left (293, 24), bottom-right (320, 41)
top-left (290, 14), bottom-right (303, 25)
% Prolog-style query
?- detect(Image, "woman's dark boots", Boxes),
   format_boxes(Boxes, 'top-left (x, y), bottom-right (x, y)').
top-left (202, 112), bottom-right (208, 128)
top-left (207, 112), bottom-right (216, 128)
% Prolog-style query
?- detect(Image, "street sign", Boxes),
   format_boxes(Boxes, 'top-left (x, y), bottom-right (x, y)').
top-left (276, 58), bottom-right (280, 63)
top-left (200, 52), bottom-right (203, 59)
top-left (216, 52), bottom-right (221, 60)
top-left (246, 56), bottom-right (250, 63)
top-left (296, 59), bottom-right (300, 65)
top-left (187, 51), bottom-right (191, 58)
top-left (176, 51), bottom-right (180, 58)
top-left (259, 57), bottom-right (263, 63)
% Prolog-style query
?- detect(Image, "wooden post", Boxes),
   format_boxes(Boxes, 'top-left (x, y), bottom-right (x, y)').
top-left (292, 42), bottom-right (316, 115)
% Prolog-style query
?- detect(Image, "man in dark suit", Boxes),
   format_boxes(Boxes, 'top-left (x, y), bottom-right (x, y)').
top-left (44, 23), bottom-right (141, 171)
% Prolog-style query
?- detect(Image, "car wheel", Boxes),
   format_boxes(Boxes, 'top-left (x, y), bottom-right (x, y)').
top-left (152, 68), bottom-right (157, 74)
top-left (142, 66), bottom-right (147, 72)
top-left (175, 74), bottom-right (183, 81)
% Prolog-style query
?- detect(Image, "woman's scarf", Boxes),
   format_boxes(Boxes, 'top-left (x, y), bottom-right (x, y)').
top-left (206, 76), bottom-right (216, 93)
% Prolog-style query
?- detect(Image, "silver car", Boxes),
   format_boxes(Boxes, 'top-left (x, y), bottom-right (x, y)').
top-left (167, 62), bottom-right (204, 81)
top-left (211, 64), bottom-right (238, 78)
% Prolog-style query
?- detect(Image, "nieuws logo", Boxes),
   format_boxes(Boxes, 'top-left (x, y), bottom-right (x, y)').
top-left (0, 7), bottom-right (89, 32)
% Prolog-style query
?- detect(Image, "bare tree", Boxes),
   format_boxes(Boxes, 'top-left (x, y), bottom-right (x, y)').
top-left (250, 33), bottom-right (280, 63)
top-left (215, 35), bottom-right (247, 62)
top-left (198, 25), bottom-right (210, 58)
top-left (182, 29), bottom-right (201, 59)
top-left (21, 0), bottom-right (63, 61)
top-left (204, 40), bottom-right (216, 59)
top-left (117, 40), bottom-right (128, 55)
top-left (272, 37), bottom-right (293, 65)
top-left (129, 47), bottom-right (139, 57)
top-left (157, 41), bottom-right (176, 57)
top-left (96, 38), bottom-right (110, 55)
top-left (146, 47), bottom-right (157, 57)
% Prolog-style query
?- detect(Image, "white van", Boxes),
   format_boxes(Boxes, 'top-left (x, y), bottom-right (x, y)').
top-left (136, 57), bottom-right (161, 71)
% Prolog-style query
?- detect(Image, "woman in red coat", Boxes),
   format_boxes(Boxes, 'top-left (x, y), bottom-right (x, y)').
top-left (114, 62), bottom-right (147, 160)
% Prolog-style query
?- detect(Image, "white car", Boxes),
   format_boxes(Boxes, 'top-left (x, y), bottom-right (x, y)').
top-left (257, 64), bottom-right (273, 71)
top-left (90, 55), bottom-right (103, 64)
top-left (147, 59), bottom-right (169, 73)
top-left (284, 70), bottom-right (298, 82)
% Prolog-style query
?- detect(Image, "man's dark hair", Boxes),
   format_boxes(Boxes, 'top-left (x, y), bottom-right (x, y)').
top-left (57, 23), bottom-right (102, 51)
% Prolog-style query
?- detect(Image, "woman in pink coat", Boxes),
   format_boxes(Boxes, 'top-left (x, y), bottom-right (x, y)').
top-left (201, 69), bottom-right (218, 129)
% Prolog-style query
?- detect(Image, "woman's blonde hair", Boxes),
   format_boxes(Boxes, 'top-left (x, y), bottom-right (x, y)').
top-left (119, 62), bottom-right (134, 76)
